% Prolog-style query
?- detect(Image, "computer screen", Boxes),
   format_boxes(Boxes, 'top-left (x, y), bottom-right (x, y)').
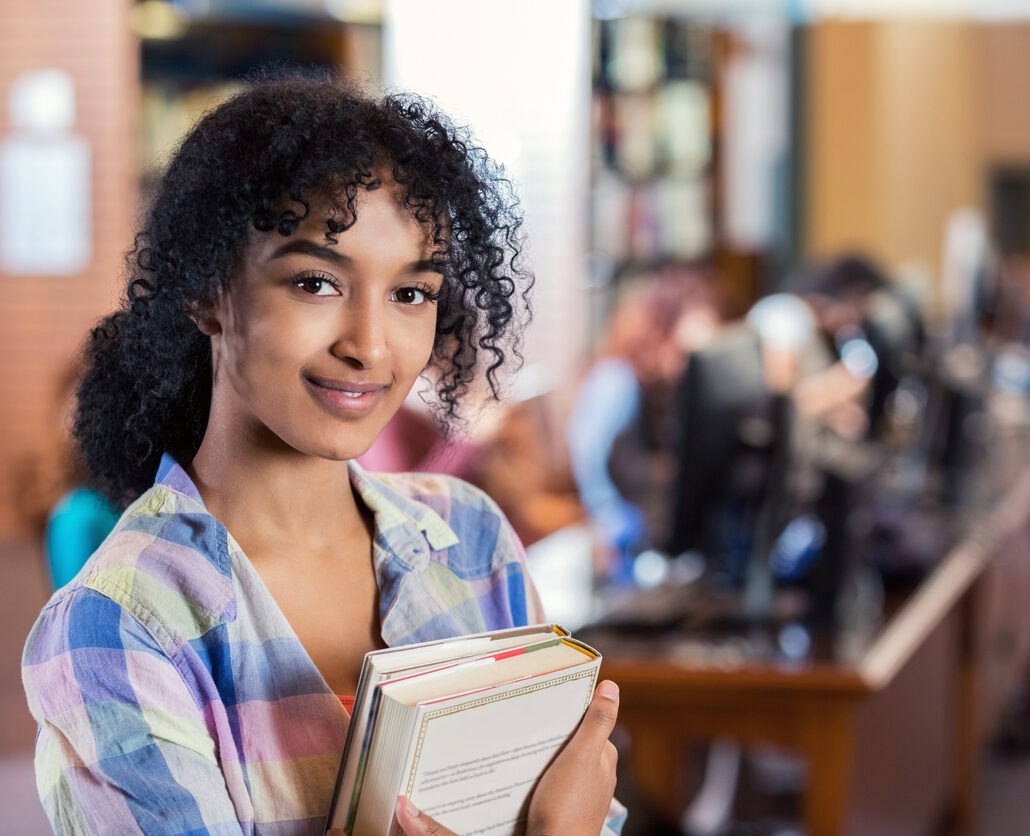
top-left (666, 324), bottom-right (782, 585)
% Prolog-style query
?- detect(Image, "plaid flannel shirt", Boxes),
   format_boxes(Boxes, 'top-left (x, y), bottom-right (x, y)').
top-left (23, 454), bottom-right (626, 835)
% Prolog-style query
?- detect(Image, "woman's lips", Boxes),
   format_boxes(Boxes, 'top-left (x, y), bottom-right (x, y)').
top-left (305, 376), bottom-right (388, 414)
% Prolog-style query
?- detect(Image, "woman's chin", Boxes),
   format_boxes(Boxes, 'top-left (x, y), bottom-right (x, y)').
top-left (307, 437), bottom-right (377, 464)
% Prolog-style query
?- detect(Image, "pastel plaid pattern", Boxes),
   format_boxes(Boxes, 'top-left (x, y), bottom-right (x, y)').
top-left (24, 454), bottom-right (625, 835)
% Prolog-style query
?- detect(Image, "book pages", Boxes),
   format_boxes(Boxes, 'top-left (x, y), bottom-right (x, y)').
top-left (398, 666), bottom-right (599, 836)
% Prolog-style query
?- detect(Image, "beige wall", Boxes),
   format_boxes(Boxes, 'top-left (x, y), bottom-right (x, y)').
top-left (805, 20), bottom-right (880, 264)
top-left (975, 23), bottom-right (1030, 165)
top-left (804, 20), bottom-right (983, 282)
top-left (875, 21), bottom-right (980, 276)
top-left (0, 0), bottom-right (138, 536)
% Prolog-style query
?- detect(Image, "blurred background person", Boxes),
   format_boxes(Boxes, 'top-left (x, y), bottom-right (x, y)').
top-left (747, 253), bottom-right (923, 443)
top-left (566, 267), bottom-right (722, 580)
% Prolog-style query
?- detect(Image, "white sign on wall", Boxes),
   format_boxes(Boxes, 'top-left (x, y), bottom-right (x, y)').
top-left (0, 69), bottom-right (91, 276)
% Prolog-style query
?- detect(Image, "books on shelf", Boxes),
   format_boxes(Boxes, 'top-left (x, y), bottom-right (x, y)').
top-left (325, 624), bottom-right (602, 836)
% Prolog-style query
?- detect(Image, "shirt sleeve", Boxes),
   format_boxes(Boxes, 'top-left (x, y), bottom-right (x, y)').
top-left (603, 798), bottom-right (629, 835)
top-left (453, 474), bottom-right (548, 629)
top-left (500, 511), bottom-right (548, 627)
top-left (22, 587), bottom-right (250, 835)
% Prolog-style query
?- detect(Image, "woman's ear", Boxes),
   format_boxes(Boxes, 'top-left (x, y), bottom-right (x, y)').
top-left (185, 301), bottom-right (222, 336)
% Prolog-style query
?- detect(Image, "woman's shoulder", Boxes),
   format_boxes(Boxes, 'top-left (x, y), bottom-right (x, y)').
top-left (358, 468), bottom-right (525, 570)
top-left (32, 482), bottom-right (236, 652)
top-left (367, 469), bottom-right (502, 516)
top-left (365, 469), bottom-right (543, 639)
top-left (359, 469), bottom-right (518, 547)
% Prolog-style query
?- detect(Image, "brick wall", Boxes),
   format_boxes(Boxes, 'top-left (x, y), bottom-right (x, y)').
top-left (0, 0), bottom-right (138, 536)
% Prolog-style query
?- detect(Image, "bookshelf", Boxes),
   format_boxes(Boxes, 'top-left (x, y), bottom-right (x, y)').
top-left (591, 15), bottom-right (717, 269)
top-left (137, 8), bottom-right (381, 195)
top-left (590, 12), bottom-right (784, 324)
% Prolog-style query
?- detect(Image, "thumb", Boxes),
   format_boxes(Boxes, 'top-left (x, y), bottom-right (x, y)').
top-left (581, 680), bottom-right (619, 741)
top-left (394, 797), bottom-right (458, 836)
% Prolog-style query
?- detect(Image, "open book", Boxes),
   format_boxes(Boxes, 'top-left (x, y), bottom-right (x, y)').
top-left (325, 624), bottom-right (601, 836)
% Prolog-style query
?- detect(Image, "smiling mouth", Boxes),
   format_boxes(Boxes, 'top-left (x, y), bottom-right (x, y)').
top-left (305, 376), bottom-right (389, 414)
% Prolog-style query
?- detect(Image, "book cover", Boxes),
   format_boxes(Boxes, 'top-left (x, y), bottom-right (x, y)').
top-left (325, 626), bottom-right (600, 836)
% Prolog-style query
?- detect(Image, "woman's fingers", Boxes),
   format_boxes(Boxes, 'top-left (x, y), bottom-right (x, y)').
top-left (524, 680), bottom-right (620, 836)
top-left (581, 679), bottom-right (619, 743)
top-left (394, 797), bottom-right (460, 836)
top-left (386, 685), bottom-right (619, 836)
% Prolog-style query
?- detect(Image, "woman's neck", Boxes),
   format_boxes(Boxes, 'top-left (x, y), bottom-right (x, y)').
top-left (187, 435), bottom-right (366, 566)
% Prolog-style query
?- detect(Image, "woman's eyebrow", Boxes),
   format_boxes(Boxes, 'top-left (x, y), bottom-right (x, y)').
top-left (268, 239), bottom-right (350, 268)
top-left (408, 258), bottom-right (444, 274)
top-left (267, 240), bottom-right (442, 274)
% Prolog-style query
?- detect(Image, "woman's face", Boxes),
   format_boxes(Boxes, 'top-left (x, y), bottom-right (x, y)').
top-left (204, 184), bottom-right (442, 462)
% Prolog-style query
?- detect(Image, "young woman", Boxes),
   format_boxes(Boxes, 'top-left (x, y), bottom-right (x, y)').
top-left (22, 75), bottom-right (622, 836)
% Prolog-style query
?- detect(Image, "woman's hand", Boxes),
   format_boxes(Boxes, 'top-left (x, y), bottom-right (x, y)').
top-left (525, 679), bottom-right (620, 836)
top-left (329, 799), bottom-right (458, 836)
top-left (389, 680), bottom-right (619, 836)
top-left (393, 796), bottom-right (459, 835)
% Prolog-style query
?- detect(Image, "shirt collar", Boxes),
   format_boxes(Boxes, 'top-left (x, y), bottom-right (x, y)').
top-left (346, 458), bottom-right (459, 571)
top-left (155, 453), bottom-right (460, 573)
top-left (156, 452), bottom-right (205, 503)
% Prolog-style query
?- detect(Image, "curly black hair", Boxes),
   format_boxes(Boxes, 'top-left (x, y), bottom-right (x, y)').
top-left (75, 73), bottom-right (532, 508)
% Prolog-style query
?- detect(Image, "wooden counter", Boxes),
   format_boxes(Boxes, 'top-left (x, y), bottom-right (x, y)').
top-left (593, 473), bottom-right (1030, 835)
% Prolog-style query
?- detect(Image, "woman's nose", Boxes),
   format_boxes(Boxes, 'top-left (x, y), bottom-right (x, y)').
top-left (330, 300), bottom-right (387, 369)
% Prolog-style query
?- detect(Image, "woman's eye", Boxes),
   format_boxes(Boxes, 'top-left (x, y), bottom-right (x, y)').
top-left (394, 285), bottom-right (440, 306)
top-left (394, 286), bottom-right (426, 305)
top-left (294, 275), bottom-right (339, 296)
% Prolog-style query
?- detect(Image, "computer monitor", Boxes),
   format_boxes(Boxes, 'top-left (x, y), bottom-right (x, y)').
top-left (862, 288), bottom-right (925, 439)
top-left (666, 324), bottom-right (786, 587)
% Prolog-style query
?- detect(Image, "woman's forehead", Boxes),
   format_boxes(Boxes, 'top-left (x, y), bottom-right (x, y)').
top-left (271, 178), bottom-right (436, 231)
top-left (239, 186), bottom-right (438, 263)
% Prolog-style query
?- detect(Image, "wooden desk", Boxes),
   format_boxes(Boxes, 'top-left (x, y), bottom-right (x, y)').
top-left (592, 474), bottom-right (1030, 836)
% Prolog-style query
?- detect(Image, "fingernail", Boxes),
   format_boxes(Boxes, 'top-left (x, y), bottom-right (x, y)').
top-left (402, 797), bottom-right (420, 817)
top-left (598, 680), bottom-right (619, 700)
